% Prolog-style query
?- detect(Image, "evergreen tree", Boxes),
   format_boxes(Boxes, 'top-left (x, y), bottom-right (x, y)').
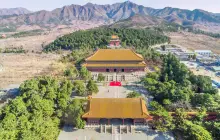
top-left (86, 80), bottom-right (99, 95)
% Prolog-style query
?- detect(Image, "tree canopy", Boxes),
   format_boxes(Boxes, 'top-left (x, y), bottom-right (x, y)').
top-left (73, 81), bottom-right (86, 96)
top-left (127, 91), bottom-right (141, 98)
top-left (44, 28), bottom-right (170, 52)
top-left (142, 53), bottom-right (218, 107)
top-left (150, 101), bottom-right (174, 132)
top-left (86, 80), bottom-right (99, 95)
top-left (0, 77), bottom-right (86, 140)
top-left (80, 66), bottom-right (91, 81)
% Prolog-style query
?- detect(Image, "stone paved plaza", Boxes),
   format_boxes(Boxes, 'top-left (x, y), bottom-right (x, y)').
top-left (93, 84), bottom-right (148, 98)
top-left (58, 127), bottom-right (174, 140)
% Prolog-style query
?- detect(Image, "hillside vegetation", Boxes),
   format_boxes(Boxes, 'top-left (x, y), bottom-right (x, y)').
top-left (0, 77), bottom-right (86, 140)
top-left (44, 28), bottom-right (170, 52)
top-left (143, 54), bottom-right (220, 139)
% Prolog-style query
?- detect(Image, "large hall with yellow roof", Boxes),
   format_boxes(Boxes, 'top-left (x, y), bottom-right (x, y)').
top-left (83, 35), bottom-right (146, 73)
top-left (83, 49), bottom-right (146, 72)
top-left (82, 98), bottom-right (151, 125)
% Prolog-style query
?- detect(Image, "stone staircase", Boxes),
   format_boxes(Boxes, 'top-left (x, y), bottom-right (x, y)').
top-left (112, 125), bottom-right (121, 140)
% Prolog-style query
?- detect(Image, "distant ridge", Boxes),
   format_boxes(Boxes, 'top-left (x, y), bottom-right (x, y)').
top-left (110, 14), bottom-right (163, 28)
top-left (0, 8), bottom-right (31, 16)
top-left (0, 1), bottom-right (220, 31)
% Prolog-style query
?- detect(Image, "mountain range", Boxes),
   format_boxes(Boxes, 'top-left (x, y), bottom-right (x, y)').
top-left (109, 14), bottom-right (163, 28)
top-left (0, 7), bottom-right (31, 16)
top-left (215, 13), bottom-right (220, 16)
top-left (0, 1), bottom-right (220, 31)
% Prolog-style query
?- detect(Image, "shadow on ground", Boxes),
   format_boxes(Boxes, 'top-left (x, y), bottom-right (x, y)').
top-left (143, 130), bottom-right (174, 140)
top-left (123, 85), bottom-right (147, 95)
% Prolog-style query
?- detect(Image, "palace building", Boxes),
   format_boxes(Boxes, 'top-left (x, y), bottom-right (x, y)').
top-left (109, 35), bottom-right (121, 47)
top-left (82, 98), bottom-right (150, 125)
top-left (82, 49), bottom-right (146, 72)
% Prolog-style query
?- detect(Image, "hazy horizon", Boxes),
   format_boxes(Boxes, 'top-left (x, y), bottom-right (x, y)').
top-left (1, 0), bottom-right (220, 13)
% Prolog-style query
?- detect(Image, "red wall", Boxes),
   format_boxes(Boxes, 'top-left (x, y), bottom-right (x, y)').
top-left (110, 41), bottom-right (120, 46)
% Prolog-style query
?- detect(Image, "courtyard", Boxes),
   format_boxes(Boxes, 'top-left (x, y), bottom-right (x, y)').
top-left (58, 126), bottom-right (174, 140)
top-left (93, 84), bottom-right (148, 99)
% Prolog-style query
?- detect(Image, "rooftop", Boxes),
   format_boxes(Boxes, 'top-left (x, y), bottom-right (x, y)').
top-left (83, 62), bottom-right (146, 68)
top-left (195, 50), bottom-right (212, 53)
top-left (82, 98), bottom-right (149, 119)
top-left (85, 49), bottom-right (144, 61)
top-left (212, 66), bottom-right (220, 71)
top-left (111, 35), bottom-right (119, 39)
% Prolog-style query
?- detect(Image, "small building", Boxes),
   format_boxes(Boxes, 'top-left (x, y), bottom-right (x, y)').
top-left (212, 80), bottom-right (220, 88)
top-left (82, 98), bottom-right (150, 125)
top-left (109, 35), bottom-right (120, 47)
top-left (165, 47), bottom-right (184, 52)
top-left (174, 52), bottom-right (195, 61)
top-left (156, 45), bottom-right (195, 61)
top-left (195, 50), bottom-right (212, 57)
top-left (211, 66), bottom-right (220, 72)
top-left (196, 56), bottom-right (216, 65)
top-left (83, 49), bottom-right (146, 72)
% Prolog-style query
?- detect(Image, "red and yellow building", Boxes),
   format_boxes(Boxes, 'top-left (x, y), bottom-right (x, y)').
top-left (82, 98), bottom-right (150, 125)
top-left (83, 49), bottom-right (146, 72)
top-left (109, 35), bottom-right (120, 46)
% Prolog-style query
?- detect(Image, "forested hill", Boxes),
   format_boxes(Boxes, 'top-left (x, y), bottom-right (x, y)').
top-left (44, 28), bottom-right (170, 52)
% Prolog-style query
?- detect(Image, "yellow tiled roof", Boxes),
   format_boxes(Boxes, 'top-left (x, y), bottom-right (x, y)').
top-left (111, 35), bottom-right (119, 39)
top-left (86, 49), bottom-right (144, 61)
top-left (82, 98), bottom-right (149, 119)
top-left (82, 62), bottom-right (146, 67)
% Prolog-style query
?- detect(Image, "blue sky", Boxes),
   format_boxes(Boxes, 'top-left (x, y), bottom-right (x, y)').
top-left (1, 0), bottom-right (220, 13)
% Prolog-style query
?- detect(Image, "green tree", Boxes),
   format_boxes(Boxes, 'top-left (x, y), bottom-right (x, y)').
top-left (204, 122), bottom-right (220, 140)
top-left (185, 121), bottom-right (212, 140)
top-left (194, 107), bottom-right (207, 122)
top-left (97, 73), bottom-right (105, 82)
top-left (80, 67), bottom-right (91, 81)
top-left (173, 108), bottom-right (188, 129)
top-left (44, 28), bottom-right (169, 52)
top-left (192, 75), bottom-right (218, 94)
top-left (163, 99), bottom-right (172, 106)
top-left (64, 66), bottom-right (79, 79)
top-left (150, 101), bottom-right (174, 132)
top-left (191, 94), bottom-right (218, 111)
top-left (5, 97), bottom-right (28, 116)
top-left (0, 77), bottom-right (78, 140)
top-left (127, 91), bottom-right (141, 98)
top-left (73, 81), bottom-right (86, 96)
top-left (192, 54), bottom-right (197, 60)
top-left (86, 80), bottom-right (99, 95)
top-left (66, 99), bottom-right (86, 129)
